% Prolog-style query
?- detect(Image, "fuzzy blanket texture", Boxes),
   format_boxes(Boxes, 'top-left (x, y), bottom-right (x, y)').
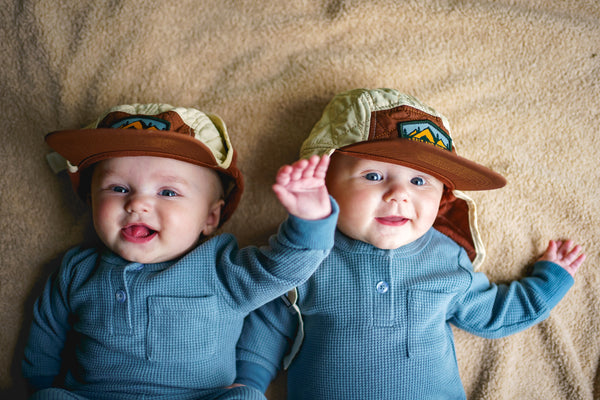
top-left (1, 0), bottom-right (599, 398)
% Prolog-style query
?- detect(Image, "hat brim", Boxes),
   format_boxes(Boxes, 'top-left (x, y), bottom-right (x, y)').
top-left (335, 138), bottom-right (506, 190)
top-left (46, 128), bottom-right (221, 171)
top-left (45, 128), bottom-right (244, 226)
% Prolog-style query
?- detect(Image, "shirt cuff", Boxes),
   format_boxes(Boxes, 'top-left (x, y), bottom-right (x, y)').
top-left (281, 196), bottom-right (339, 250)
top-left (531, 260), bottom-right (574, 309)
top-left (235, 360), bottom-right (274, 393)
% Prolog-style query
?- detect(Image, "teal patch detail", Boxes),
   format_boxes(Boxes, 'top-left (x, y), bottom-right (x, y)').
top-left (397, 121), bottom-right (452, 151)
top-left (110, 116), bottom-right (171, 131)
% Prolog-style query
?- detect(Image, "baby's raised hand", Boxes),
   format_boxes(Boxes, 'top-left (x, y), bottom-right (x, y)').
top-left (539, 239), bottom-right (586, 277)
top-left (273, 155), bottom-right (331, 220)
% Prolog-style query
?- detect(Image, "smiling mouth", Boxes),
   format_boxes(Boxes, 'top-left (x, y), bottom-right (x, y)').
top-left (121, 224), bottom-right (157, 243)
top-left (375, 216), bottom-right (409, 226)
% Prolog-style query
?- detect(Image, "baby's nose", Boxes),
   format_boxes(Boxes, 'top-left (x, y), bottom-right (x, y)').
top-left (383, 182), bottom-right (409, 203)
top-left (125, 194), bottom-right (152, 214)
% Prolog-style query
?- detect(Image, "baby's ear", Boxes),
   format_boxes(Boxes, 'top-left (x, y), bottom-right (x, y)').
top-left (202, 199), bottom-right (225, 236)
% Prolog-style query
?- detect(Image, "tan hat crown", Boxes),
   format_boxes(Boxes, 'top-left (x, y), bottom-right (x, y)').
top-left (301, 89), bottom-right (452, 157)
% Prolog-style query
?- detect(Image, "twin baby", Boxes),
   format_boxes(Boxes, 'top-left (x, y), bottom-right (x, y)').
top-left (23, 89), bottom-right (585, 400)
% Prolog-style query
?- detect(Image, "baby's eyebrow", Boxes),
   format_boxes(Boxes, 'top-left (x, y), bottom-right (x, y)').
top-left (96, 168), bottom-right (120, 181)
top-left (155, 175), bottom-right (189, 186)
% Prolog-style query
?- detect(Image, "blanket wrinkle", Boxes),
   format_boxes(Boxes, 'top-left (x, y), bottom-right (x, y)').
top-left (1, 0), bottom-right (598, 398)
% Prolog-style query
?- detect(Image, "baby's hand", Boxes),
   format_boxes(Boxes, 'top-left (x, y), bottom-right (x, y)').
top-left (273, 154), bottom-right (331, 220)
top-left (538, 239), bottom-right (586, 277)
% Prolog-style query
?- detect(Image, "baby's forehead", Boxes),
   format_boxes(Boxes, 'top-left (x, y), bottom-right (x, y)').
top-left (330, 151), bottom-right (437, 175)
top-left (94, 156), bottom-right (222, 184)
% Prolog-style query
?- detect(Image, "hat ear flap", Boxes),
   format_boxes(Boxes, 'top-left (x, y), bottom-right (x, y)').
top-left (434, 188), bottom-right (485, 269)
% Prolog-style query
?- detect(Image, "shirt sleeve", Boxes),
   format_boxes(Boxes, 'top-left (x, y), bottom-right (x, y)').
top-left (216, 197), bottom-right (339, 312)
top-left (450, 258), bottom-right (574, 339)
top-left (235, 296), bottom-right (299, 391)
top-left (22, 247), bottom-right (92, 389)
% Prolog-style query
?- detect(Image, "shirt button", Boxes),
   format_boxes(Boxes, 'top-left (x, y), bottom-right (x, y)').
top-left (376, 281), bottom-right (389, 294)
top-left (115, 290), bottom-right (127, 303)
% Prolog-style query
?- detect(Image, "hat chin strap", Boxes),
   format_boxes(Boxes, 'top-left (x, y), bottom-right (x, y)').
top-left (66, 160), bottom-right (79, 173)
top-left (454, 190), bottom-right (485, 270)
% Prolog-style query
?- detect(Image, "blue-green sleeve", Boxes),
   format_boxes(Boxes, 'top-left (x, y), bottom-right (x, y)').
top-left (216, 197), bottom-right (338, 312)
top-left (22, 247), bottom-right (94, 390)
top-left (235, 297), bottom-right (299, 391)
top-left (451, 259), bottom-right (574, 338)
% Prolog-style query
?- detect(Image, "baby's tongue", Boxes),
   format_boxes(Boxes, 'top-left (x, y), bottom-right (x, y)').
top-left (125, 225), bottom-right (153, 238)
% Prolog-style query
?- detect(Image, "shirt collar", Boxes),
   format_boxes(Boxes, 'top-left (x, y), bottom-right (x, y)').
top-left (333, 227), bottom-right (434, 257)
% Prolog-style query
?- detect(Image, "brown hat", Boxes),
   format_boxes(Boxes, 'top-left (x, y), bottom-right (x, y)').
top-left (301, 89), bottom-right (507, 267)
top-left (301, 88), bottom-right (506, 191)
top-left (45, 103), bottom-right (243, 227)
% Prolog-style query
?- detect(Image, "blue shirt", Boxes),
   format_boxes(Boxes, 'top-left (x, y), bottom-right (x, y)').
top-left (22, 204), bottom-right (339, 400)
top-left (236, 228), bottom-right (574, 399)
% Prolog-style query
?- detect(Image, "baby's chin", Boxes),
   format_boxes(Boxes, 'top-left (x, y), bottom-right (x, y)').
top-left (340, 231), bottom-right (420, 250)
top-left (110, 247), bottom-right (179, 264)
top-left (100, 235), bottom-right (200, 264)
top-left (118, 252), bottom-right (162, 264)
top-left (367, 239), bottom-right (415, 250)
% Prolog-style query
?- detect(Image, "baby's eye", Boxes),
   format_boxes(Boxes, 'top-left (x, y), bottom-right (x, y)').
top-left (364, 172), bottom-right (383, 181)
top-left (410, 177), bottom-right (426, 186)
top-left (111, 186), bottom-right (128, 193)
top-left (159, 189), bottom-right (178, 197)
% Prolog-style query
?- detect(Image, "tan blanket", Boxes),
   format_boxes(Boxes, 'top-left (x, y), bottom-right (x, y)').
top-left (2, 1), bottom-right (599, 398)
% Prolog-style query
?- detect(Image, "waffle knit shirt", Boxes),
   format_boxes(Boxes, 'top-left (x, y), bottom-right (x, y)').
top-left (22, 203), bottom-right (338, 400)
top-left (236, 228), bottom-right (574, 399)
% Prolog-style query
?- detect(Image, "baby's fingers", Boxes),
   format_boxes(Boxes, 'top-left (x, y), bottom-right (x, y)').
top-left (297, 155), bottom-right (320, 180)
top-left (275, 164), bottom-right (294, 186)
top-left (561, 242), bottom-right (584, 264)
top-left (289, 158), bottom-right (310, 181)
top-left (568, 253), bottom-right (586, 274)
top-left (561, 251), bottom-right (586, 277)
top-left (293, 154), bottom-right (329, 181)
top-left (541, 240), bottom-right (558, 260)
top-left (555, 240), bottom-right (576, 260)
top-left (556, 240), bottom-right (573, 258)
top-left (311, 154), bottom-right (330, 179)
top-left (554, 239), bottom-right (586, 277)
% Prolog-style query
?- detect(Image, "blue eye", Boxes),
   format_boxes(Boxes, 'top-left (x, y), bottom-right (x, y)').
top-left (159, 189), bottom-right (178, 197)
top-left (410, 177), bottom-right (425, 186)
top-left (111, 186), bottom-right (128, 193)
top-left (364, 172), bottom-right (383, 181)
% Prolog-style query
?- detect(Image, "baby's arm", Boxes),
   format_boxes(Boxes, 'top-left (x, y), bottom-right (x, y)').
top-left (272, 154), bottom-right (331, 220)
top-left (451, 240), bottom-right (584, 339)
top-left (538, 239), bottom-right (586, 277)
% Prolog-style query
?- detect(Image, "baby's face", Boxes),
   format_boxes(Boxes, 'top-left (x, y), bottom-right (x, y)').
top-left (326, 153), bottom-right (444, 250)
top-left (90, 156), bottom-right (224, 263)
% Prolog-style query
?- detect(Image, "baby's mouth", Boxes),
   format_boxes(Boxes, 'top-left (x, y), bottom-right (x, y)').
top-left (121, 224), bottom-right (157, 242)
top-left (375, 216), bottom-right (409, 226)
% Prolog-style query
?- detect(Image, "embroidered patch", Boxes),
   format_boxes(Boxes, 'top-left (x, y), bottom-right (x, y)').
top-left (110, 116), bottom-right (171, 131)
top-left (397, 120), bottom-right (452, 151)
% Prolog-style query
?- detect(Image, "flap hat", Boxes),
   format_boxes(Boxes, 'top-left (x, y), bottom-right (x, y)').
top-left (301, 88), bottom-right (506, 267)
top-left (45, 103), bottom-right (243, 227)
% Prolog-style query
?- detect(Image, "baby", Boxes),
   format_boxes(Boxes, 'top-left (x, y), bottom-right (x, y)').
top-left (22, 104), bottom-right (337, 400)
top-left (235, 88), bottom-right (585, 399)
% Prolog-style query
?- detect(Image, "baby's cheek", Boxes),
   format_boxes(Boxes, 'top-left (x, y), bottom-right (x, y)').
top-left (92, 200), bottom-right (119, 240)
